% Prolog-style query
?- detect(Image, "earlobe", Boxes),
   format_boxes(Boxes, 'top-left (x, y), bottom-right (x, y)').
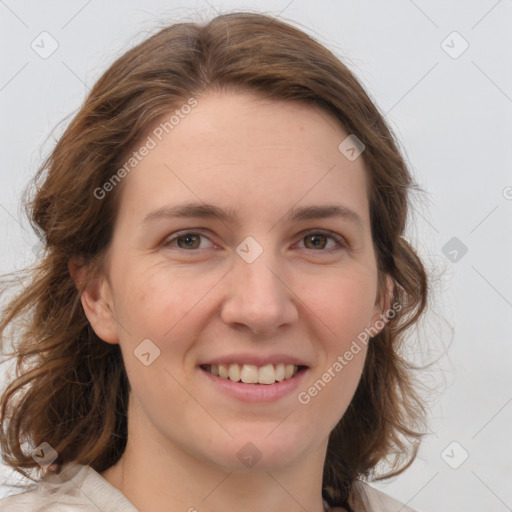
top-left (68, 258), bottom-right (120, 345)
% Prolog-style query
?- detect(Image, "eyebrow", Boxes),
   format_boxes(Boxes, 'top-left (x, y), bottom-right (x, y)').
top-left (141, 202), bottom-right (364, 229)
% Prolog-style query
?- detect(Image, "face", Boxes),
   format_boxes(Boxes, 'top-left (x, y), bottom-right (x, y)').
top-left (82, 90), bottom-right (390, 472)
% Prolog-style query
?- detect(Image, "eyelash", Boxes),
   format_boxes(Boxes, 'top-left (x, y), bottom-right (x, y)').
top-left (162, 229), bottom-right (347, 254)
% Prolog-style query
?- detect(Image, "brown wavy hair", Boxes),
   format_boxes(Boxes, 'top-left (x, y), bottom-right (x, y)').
top-left (0, 11), bottom-right (428, 509)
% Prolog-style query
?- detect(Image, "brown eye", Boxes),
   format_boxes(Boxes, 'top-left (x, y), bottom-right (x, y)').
top-left (304, 233), bottom-right (329, 250)
top-left (163, 232), bottom-right (214, 250)
top-left (298, 231), bottom-right (344, 252)
top-left (176, 234), bottom-right (201, 249)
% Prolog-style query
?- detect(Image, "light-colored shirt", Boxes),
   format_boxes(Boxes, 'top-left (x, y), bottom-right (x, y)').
top-left (0, 462), bottom-right (417, 511)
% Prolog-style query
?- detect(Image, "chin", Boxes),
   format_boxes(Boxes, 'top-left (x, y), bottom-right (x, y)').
top-left (200, 425), bottom-right (315, 472)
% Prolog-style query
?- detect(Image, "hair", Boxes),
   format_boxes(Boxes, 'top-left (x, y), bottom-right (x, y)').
top-left (0, 11), bottom-right (428, 509)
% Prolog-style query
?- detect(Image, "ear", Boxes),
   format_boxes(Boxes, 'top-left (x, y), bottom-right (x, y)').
top-left (68, 258), bottom-right (120, 345)
top-left (369, 274), bottom-right (395, 337)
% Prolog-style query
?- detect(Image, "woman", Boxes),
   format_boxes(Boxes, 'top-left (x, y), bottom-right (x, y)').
top-left (0, 11), bottom-right (428, 512)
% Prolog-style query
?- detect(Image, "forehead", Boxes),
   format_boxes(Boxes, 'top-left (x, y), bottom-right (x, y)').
top-left (115, 90), bottom-right (370, 227)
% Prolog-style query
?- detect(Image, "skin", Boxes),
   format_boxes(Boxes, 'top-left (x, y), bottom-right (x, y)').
top-left (74, 90), bottom-right (392, 512)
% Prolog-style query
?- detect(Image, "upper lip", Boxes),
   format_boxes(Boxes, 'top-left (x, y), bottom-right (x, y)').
top-left (199, 353), bottom-right (310, 367)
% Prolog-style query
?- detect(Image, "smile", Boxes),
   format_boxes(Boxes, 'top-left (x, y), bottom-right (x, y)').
top-left (200, 363), bottom-right (307, 385)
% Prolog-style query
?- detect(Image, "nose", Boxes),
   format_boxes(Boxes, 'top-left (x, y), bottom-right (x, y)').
top-left (220, 248), bottom-right (299, 336)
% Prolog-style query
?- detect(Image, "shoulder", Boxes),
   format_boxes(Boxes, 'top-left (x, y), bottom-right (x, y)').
top-left (348, 480), bottom-right (418, 512)
top-left (0, 484), bottom-right (91, 512)
top-left (0, 463), bottom-right (138, 512)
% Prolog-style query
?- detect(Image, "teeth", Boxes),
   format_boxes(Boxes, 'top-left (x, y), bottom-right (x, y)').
top-left (258, 364), bottom-right (276, 385)
top-left (240, 364), bottom-right (259, 383)
top-left (205, 363), bottom-right (301, 384)
top-left (218, 364), bottom-right (229, 379)
top-left (228, 363), bottom-right (241, 382)
top-left (275, 363), bottom-right (285, 381)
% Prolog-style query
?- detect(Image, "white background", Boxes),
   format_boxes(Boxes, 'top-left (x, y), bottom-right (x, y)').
top-left (1, 1), bottom-right (511, 511)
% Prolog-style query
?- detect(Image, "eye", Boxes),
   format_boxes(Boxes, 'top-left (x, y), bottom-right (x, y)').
top-left (296, 230), bottom-right (346, 253)
top-left (162, 231), bottom-right (214, 250)
top-left (161, 229), bottom-right (346, 253)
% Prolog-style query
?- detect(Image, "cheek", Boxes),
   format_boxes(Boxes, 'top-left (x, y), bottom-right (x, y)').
top-left (112, 265), bottom-right (223, 346)
top-left (110, 269), bottom-right (216, 417)
top-left (296, 277), bottom-right (372, 428)
top-left (305, 271), bottom-right (377, 345)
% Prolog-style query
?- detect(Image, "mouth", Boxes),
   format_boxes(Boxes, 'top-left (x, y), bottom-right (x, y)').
top-left (199, 363), bottom-right (308, 385)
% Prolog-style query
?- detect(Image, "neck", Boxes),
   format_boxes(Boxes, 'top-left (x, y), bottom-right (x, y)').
top-left (100, 397), bottom-right (328, 512)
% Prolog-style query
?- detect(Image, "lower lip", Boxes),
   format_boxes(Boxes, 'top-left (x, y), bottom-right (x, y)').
top-left (199, 366), bottom-right (309, 403)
